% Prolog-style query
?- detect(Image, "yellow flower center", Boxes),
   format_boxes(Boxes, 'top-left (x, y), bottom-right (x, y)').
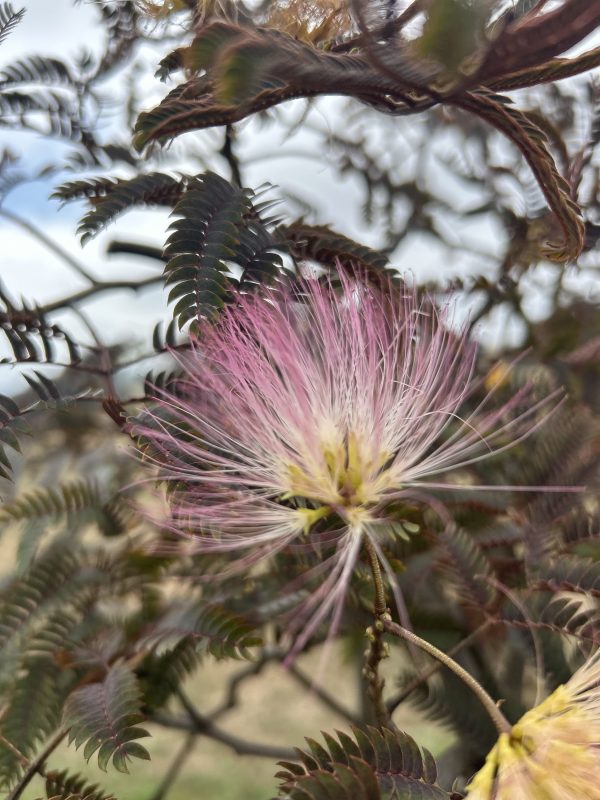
top-left (466, 685), bottom-right (600, 799)
top-left (282, 429), bottom-right (393, 529)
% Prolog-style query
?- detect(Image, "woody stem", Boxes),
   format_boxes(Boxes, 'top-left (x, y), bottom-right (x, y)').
top-left (362, 535), bottom-right (391, 726)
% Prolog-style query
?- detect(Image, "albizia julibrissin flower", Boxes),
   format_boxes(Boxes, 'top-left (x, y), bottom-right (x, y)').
top-left (465, 649), bottom-right (600, 800)
top-left (134, 272), bottom-right (561, 653)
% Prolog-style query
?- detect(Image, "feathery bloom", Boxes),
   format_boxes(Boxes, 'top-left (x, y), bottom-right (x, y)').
top-left (465, 650), bottom-right (600, 800)
top-left (135, 272), bottom-right (559, 652)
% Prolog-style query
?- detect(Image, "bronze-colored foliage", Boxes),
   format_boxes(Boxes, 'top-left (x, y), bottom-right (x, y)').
top-left (132, 1), bottom-right (600, 261)
top-left (274, 726), bottom-right (452, 800)
top-left (0, 2), bottom-right (599, 799)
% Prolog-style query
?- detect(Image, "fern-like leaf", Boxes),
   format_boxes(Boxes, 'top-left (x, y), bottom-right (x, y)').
top-left (536, 556), bottom-right (600, 597)
top-left (138, 637), bottom-right (201, 712)
top-left (0, 55), bottom-right (75, 87)
top-left (163, 173), bottom-right (246, 325)
top-left (0, 659), bottom-right (63, 788)
top-left (139, 602), bottom-right (262, 660)
top-left (406, 668), bottom-right (501, 760)
top-left (143, 369), bottom-right (184, 400)
top-left (0, 3), bottom-right (24, 45)
top-left (437, 525), bottom-right (495, 610)
top-left (0, 310), bottom-right (81, 365)
top-left (478, 0), bottom-right (600, 83)
top-left (163, 171), bottom-right (282, 326)
top-left (489, 45), bottom-right (600, 93)
top-left (64, 662), bottom-right (151, 773)
top-left (0, 392), bottom-right (21, 480)
top-left (502, 593), bottom-right (600, 646)
top-left (452, 92), bottom-right (584, 261)
top-left (235, 220), bottom-right (284, 286)
top-left (20, 373), bottom-right (98, 406)
top-left (52, 177), bottom-right (121, 205)
top-left (0, 381), bottom-right (101, 482)
top-left (43, 769), bottom-right (118, 800)
top-left (95, 0), bottom-right (139, 75)
top-left (132, 22), bottom-right (423, 150)
top-left (274, 726), bottom-right (452, 800)
top-left (0, 480), bottom-right (130, 568)
top-left (2, 480), bottom-right (108, 523)
top-left (0, 544), bottom-right (129, 664)
top-left (0, 88), bottom-right (84, 140)
top-left (280, 222), bottom-right (389, 274)
top-left (562, 508), bottom-right (600, 549)
top-left (151, 319), bottom-right (179, 352)
top-left (73, 173), bottom-right (187, 244)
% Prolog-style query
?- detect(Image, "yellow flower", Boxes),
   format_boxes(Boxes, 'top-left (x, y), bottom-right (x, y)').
top-left (466, 651), bottom-right (600, 800)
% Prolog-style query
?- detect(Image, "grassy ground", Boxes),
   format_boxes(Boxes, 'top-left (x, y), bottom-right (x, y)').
top-left (22, 647), bottom-right (453, 800)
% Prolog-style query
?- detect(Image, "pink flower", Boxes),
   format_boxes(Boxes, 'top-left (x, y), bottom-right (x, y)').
top-left (135, 272), bottom-right (561, 654)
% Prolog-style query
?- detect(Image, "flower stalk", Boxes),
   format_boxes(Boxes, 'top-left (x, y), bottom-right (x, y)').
top-left (382, 618), bottom-right (511, 736)
top-left (364, 536), bottom-right (387, 617)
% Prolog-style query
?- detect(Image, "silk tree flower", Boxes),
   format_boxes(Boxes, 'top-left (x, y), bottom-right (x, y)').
top-left (135, 272), bottom-right (560, 654)
top-left (465, 650), bottom-right (600, 800)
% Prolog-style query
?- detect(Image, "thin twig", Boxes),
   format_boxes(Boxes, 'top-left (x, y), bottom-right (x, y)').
top-left (0, 735), bottom-right (28, 769)
top-left (287, 663), bottom-right (361, 726)
top-left (0, 207), bottom-right (98, 285)
top-left (7, 729), bottom-right (68, 800)
top-left (207, 649), bottom-right (277, 719)
top-left (364, 537), bottom-right (386, 616)
top-left (386, 619), bottom-right (494, 713)
top-left (206, 644), bottom-right (360, 725)
top-left (151, 709), bottom-right (295, 760)
top-left (39, 275), bottom-right (164, 315)
top-left (147, 734), bottom-right (195, 800)
top-left (220, 125), bottom-right (242, 187)
top-left (107, 240), bottom-right (165, 261)
top-left (151, 689), bottom-right (295, 760)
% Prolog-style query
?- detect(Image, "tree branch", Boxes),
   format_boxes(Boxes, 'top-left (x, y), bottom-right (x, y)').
top-left (39, 275), bottom-right (164, 316)
top-left (0, 207), bottom-right (98, 285)
top-left (287, 663), bottom-right (362, 726)
top-left (107, 240), bottom-right (165, 261)
top-left (331, 0), bottom-right (424, 53)
top-left (151, 709), bottom-right (295, 760)
top-left (147, 734), bottom-right (195, 800)
top-left (206, 649), bottom-right (277, 720)
top-left (7, 729), bottom-right (67, 800)
top-left (220, 125), bottom-right (242, 187)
